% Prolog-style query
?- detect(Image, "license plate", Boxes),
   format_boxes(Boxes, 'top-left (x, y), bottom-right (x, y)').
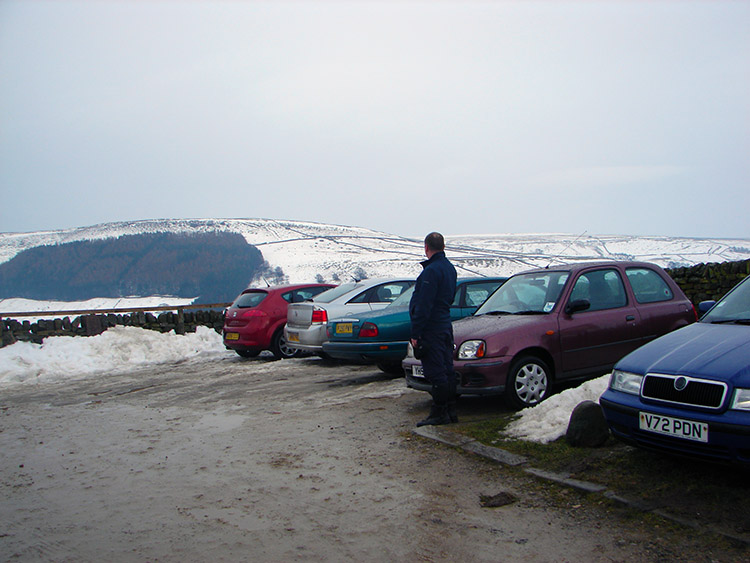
top-left (411, 365), bottom-right (424, 378)
top-left (336, 323), bottom-right (353, 335)
top-left (639, 412), bottom-right (709, 443)
top-left (287, 332), bottom-right (299, 343)
top-left (225, 332), bottom-right (239, 341)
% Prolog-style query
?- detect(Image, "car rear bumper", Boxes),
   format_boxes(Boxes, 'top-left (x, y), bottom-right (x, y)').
top-left (222, 329), bottom-right (267, 350)
top-left (600, 391), bottom-right (750, 465)
top-left (284, 324), bottom-right (326, 352)
top-left (402, 356), bottom-right (508, 395)
top-left (322, 341), bottom-right (408, 362)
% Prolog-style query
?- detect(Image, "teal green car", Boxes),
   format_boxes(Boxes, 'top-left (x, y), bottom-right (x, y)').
top-left (322, 277), bottom-right (507, 374)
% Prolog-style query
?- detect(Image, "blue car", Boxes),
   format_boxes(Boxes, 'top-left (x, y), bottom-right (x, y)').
top-left (322, 277), bottom-right (507, 374)
top-left (600, 274), bottom-right (750, 465)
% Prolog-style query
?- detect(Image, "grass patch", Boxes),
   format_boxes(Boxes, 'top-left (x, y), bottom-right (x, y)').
top-left (454, 413), bottom-right (750, 542)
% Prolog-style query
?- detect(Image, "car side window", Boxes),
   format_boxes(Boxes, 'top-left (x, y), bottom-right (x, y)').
top-left (451, 286), bottom-right (463, 307)
top-left (626, 268), bottom-right (674, 303)
top-left (569, 269), bottom-right (628, 312)
top-left (286, 290), bottom-right (306, 303)
top-left (294, 286), bottom-right (330, 302)
top-left (464, 281), bottom-right (501, 307)
top-left (347, 288), bottom-right (371, 304)
top-left (308, 286), bottom-right (331, 298)
top-left (375, 282), bottom-right (412, 302)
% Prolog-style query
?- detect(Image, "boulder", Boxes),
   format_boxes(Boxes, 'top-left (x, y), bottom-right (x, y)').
top-left (566, 400), bottom-right (610, 448)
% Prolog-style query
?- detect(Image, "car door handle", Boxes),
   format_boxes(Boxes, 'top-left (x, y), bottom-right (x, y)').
top-left (626, 315), bottom-right (635, 321)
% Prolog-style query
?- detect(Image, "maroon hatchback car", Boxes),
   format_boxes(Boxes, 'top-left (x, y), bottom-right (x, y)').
top-left (404, 261), bottom-right (697, 409)
top-left (223, 283), bottom-right (335, 359)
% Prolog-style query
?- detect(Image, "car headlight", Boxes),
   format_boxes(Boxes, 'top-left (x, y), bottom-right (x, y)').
top-left (458, 340), bottom-right (485, 359)
top-left (609, 369), bottom-right (643, 395)
top-left (731, 388), bottom-right (750, 411)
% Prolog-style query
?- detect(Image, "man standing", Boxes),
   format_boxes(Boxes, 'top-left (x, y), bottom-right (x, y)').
top-left (409, 232), bottom-right (458, 427)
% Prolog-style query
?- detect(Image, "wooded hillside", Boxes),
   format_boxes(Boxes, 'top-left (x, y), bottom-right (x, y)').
top-left (0, 232), bottom-right (264, 304)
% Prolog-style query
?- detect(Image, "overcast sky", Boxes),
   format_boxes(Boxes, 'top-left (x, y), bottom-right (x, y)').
top-left (1, 1), bottom-right (748, 239)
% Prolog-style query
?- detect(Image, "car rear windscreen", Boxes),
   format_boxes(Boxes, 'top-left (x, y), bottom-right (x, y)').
top-left (312, 282), bottom-right (358, 303)
top-left (233, 291), bottom-right (267, 308)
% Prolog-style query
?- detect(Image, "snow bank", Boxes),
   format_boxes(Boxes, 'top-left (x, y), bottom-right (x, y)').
top-left (0, 326), bottom-right (226, 386)
top-left (503, 375), bottom-right (611, 443)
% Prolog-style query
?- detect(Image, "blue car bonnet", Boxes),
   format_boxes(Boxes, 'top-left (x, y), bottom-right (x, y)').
top-left (616, 323), bottom-right (750, 386)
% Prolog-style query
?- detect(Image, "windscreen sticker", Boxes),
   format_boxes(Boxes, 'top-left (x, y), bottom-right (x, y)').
top-left (544, 302), bottom-right (555, 313)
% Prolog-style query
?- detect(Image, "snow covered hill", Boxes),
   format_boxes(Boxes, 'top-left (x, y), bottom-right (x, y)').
top-left (1, 218), bottom-right (749, 307)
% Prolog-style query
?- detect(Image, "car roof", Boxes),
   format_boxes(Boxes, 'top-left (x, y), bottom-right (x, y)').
top-left (241, 282), bottom-right (335, 294)
top-left (515, 260), bottom-right (665, 276)
top-left (312, 277), bottom-right (415, 302)
top-left (335, 277), bottom-right (414, 287)
top-left (360, 276), bottom-right (414, 283)
top-left (456, 276), bottom-right (508, 283)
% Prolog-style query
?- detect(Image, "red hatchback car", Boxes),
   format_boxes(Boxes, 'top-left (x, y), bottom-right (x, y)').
top-left (223, 283), bottom-right (335, 359)
top-left (404, 261), bottom-right (697, 409)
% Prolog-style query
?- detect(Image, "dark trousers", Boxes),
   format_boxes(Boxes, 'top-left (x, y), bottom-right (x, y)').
top-left (421, 331), bottom-right (456, 402)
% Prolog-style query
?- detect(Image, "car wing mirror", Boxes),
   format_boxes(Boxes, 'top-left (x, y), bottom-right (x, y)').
top-left (565, 299), bottom-right (591, 315)
top-left (698, 300), bottom-right (716, 314)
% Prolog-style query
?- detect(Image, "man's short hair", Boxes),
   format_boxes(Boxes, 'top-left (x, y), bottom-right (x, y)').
top-left (424, 232), bottom-right (445, 252)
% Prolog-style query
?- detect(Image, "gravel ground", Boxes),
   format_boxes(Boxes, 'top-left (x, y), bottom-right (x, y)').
top-left (1, 352), bottom-right (746, 562)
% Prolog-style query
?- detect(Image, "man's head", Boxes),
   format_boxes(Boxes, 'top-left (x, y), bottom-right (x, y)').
top-left (424, 232), bottom-right (445, 258)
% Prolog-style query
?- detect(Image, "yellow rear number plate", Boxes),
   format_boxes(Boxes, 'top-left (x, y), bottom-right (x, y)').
top-left (336, 323), bottom-right (353, 335)
top-left (225, 332), bottom-right (239, 341)
top-left (287, 332), bottom-right (300, 342)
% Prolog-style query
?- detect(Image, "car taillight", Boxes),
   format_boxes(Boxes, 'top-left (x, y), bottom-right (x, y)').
top-left (691, 304), bottom-right (699, 321)
top-left (359, 322), bottom-right (378, 338)
top-left (311, 307), bottom-right (328, 324)
top-left (244, 309), bottom-right (268, 318)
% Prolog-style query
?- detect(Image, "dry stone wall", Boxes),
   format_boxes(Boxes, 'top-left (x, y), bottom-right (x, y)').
top-left (666, 259), bottom-right (750, 306)
top-left (1, 309), bottom-right (226, 347)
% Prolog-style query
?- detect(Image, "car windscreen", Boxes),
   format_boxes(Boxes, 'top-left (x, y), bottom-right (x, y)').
top-left (233, 291), bottom-right (267, 308)
top-left (312, 282), bottom-right (359, 303)
top-left (702, 276), bottom-right (750, 324)
top-left (475, 271), bottom-right (570, 315)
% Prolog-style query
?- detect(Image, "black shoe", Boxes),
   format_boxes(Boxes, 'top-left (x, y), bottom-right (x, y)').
top-left (416, 405), bottom-right (451, 427)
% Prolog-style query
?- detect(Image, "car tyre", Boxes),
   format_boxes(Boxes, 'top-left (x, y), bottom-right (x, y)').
top-left (504, 355), bottom-right (551, 410)
top-left (270, 329), bottom-right (300, 360)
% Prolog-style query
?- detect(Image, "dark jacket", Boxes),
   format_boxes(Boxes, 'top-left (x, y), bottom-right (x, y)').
top-left (409, 251), bottom-right (457, 340)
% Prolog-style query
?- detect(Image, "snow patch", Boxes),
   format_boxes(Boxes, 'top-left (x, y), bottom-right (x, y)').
top-left (503, 376), bottom-right (610, 443)
top-left (0, 326), bottom-right (227, 386)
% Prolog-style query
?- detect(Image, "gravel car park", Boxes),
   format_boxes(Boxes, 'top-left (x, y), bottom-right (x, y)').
top-left (5, 352), bottom-right (747, 560)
